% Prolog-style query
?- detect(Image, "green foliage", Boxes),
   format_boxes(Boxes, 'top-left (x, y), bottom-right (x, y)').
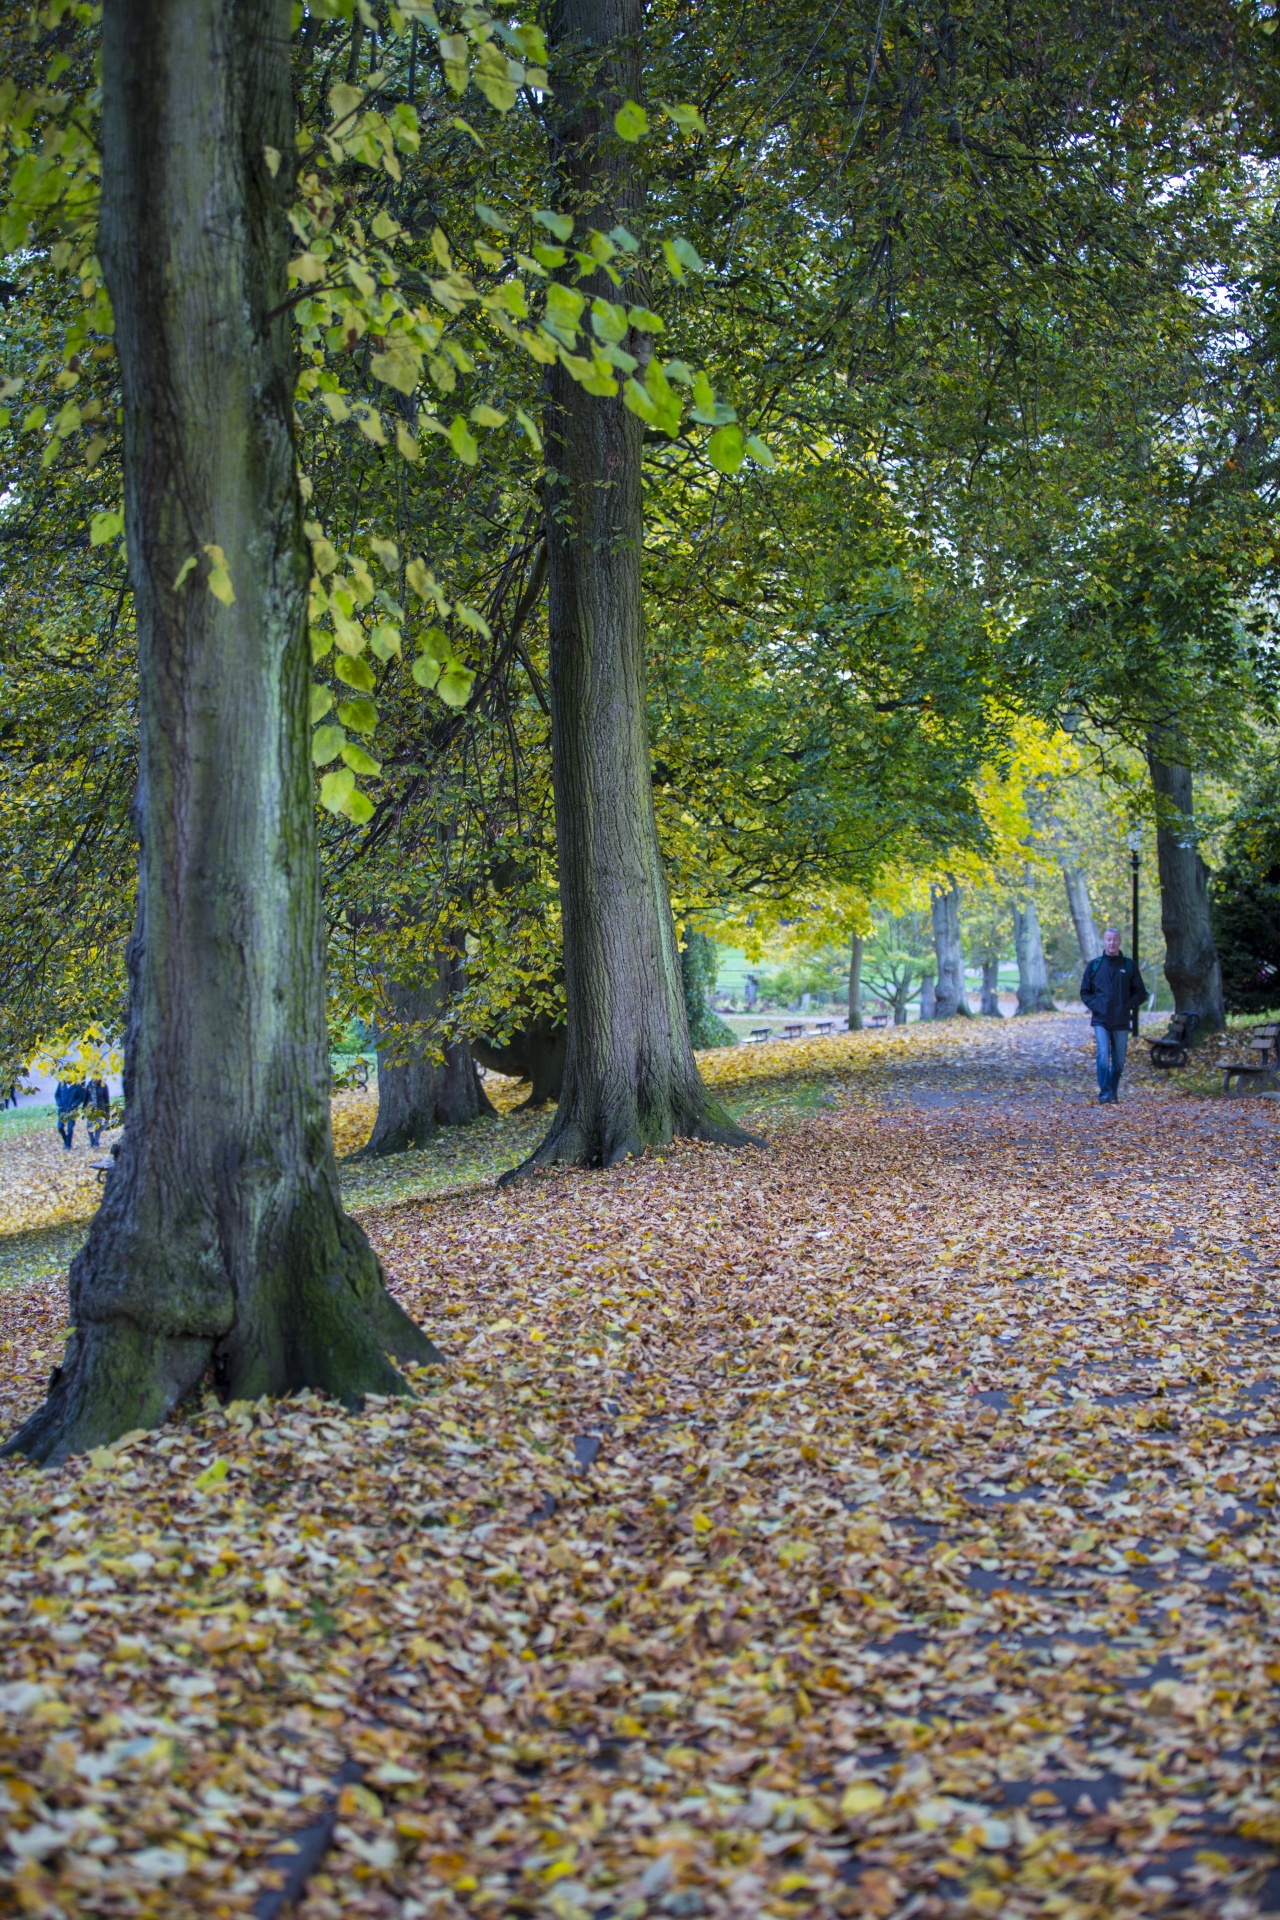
top-left (680, 932), bottom-right (734, 1048)
top-left (754, 947), bottom-right (849, 1009)
top-left (862, 910), bottom-right (936, 1023)
top-left (1211, 758), bottom-right (1280, 1014)
top-left (1, 0), bottom-right (1277, 1087)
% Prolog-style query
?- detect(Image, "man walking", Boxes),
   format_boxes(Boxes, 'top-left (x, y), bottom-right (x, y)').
top-left (54, 1080), bottom-right (88, 1150)
top-left (85, 1079), bottom-right (111, 1148)
top-left (1080, 927), bottom-right (1147, 1104)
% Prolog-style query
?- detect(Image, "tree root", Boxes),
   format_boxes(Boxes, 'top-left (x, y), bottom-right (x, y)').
top-left (498, 1097), bottom-right (762, 1186)
top-left (4, 1206), bottom-right (441, 1467)
top-left (3, 1322), bottom-right (214, 1467)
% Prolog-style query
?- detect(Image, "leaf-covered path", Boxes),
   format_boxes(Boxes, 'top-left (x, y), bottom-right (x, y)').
top-left (1, 1014), bottom-right (1279, 1918)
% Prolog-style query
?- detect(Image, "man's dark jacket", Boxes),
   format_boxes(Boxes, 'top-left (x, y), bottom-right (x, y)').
top-left (1080, 952), bottom-right (1146, 1030)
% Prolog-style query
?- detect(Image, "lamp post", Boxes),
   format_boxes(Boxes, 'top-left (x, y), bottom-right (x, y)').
top-left (1126, 829), bottom-right (1142, 1036)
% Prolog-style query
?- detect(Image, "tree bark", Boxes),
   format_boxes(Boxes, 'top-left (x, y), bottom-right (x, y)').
top-left (1062, 866), bottom-right (1102, 964)
top-left (473, 1013), bottom-right (568, 1110)
top-left (507, 0), bottom-right (751, 1177)
top-left (979, 958), bottom-right (1002, 1016)
top-left (1014, 889), bottom-right (1056, 1014)
top-left (929, 876), bottom-right (971, 1017)
top-left (362, 952), bottom-right (494, 1158)
top-left (919, 974), bottom-right (936, 1021)
top-left (5, 0), bottom-right (435, 1465)
top-left (848, 933), bottom-right (863, 1030)
top-left (1146, 735), bottom-right (1225, 1035)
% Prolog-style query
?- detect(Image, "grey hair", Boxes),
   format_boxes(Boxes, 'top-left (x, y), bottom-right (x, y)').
top-left (1101, 926), bottom-right (1120, 939)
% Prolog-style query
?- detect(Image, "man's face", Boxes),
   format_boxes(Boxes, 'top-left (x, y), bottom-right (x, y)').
top-left (1103, 929), bottom-right (1121, 956)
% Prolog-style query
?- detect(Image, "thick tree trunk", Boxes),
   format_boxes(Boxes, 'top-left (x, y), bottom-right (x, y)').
top-left (473, 1013), bottom-right (567, 1110)
top-left (848, 933), bottom-right (863, 1030)
top-left (1146, 736), bottom-right (1225, 1036)
top-left (362, 953), bottom-right (494, 1158)
top-left (1014, 890), bottom-right (1056, 1014)
top-left (892, 979), bottom-right (910, 1026)
top-left (919, 974), bottom-right (936, 1021)
top-left (436, 1036), bottom-right (495, 1127)
top-left (508, 0), bottom-right (750, 1176)
top-left (5, 0), bottom-right (434, 1465)
top-left (979, 958), bottom-right (1002, 1016)
top-left (929, 876), bottom-right (971, 1017)
top-left (1062, 866), bottom-right (1102, 965)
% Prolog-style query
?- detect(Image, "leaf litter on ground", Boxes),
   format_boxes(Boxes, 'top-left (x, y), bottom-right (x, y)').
top-left (0, 1015), bottom-right (1278, 1917)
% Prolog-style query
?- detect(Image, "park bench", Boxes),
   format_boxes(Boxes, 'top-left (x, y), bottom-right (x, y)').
top-left (1220, 1024), bottom-right (1280, 1097)
top-left (89, 1159), bottom-right (113, 1185)
top-left (869, 1012), bottom-right (889, 1028)
top-left (749, 1027), bottom-right (771, 1042)
top-left (1147, 1012), bottom-right (1195, 1071)
top-left (816, 1020), bottom-right (834, 1035)
top-left (783, 1023), bottom-right (805, 1040)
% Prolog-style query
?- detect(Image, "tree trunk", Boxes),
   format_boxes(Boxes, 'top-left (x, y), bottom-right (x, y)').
top-left (5, 0), bottom-right (435, 1465)
top-left (1062, 866), bottom-right (1102, 964)
top-left (436, 1035), bottom-right (495, 1127)
top-left (1014, 889), bottom-right (1056, 1014)
top-left (1146, 735), bottom-right (1225, 1036)
top-left (473, 1013), bottom-right (567, 1110)
top-left (507, 0), bottom-right (750, 1177)
top-left (919, 974), bottom-right (936, 1021)
top-left (979, 958), bottom-right (1002, 1016)
top-left (892, 978), bottom-right (910, 1026)
top-left (929, 876), bottom-right (971, 1017)
top-left (362, 952), bottom-right (494, 1158)
top-left (848, 933), bottom-right (863, 1030)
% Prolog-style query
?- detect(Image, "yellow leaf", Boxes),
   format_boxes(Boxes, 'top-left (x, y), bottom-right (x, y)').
top-left (659, 1569), bottom-right (692, 1590)
top-left (337, 1781), bottom-right (383, 1820)
top-left (328, 81), bottom-right (364, 123)
top-left (371, 341), bottom-right (423, 395)
top-left (194, 1458), bottom-right (229, 1492)
top-left (841, 1781), bottom-right (887, 1817)
top-left (202, 544), bottom-right (235, 605)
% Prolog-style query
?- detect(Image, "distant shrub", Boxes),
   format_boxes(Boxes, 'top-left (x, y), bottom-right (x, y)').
top-left (1211, 763), bottom-right (1280, 1015)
